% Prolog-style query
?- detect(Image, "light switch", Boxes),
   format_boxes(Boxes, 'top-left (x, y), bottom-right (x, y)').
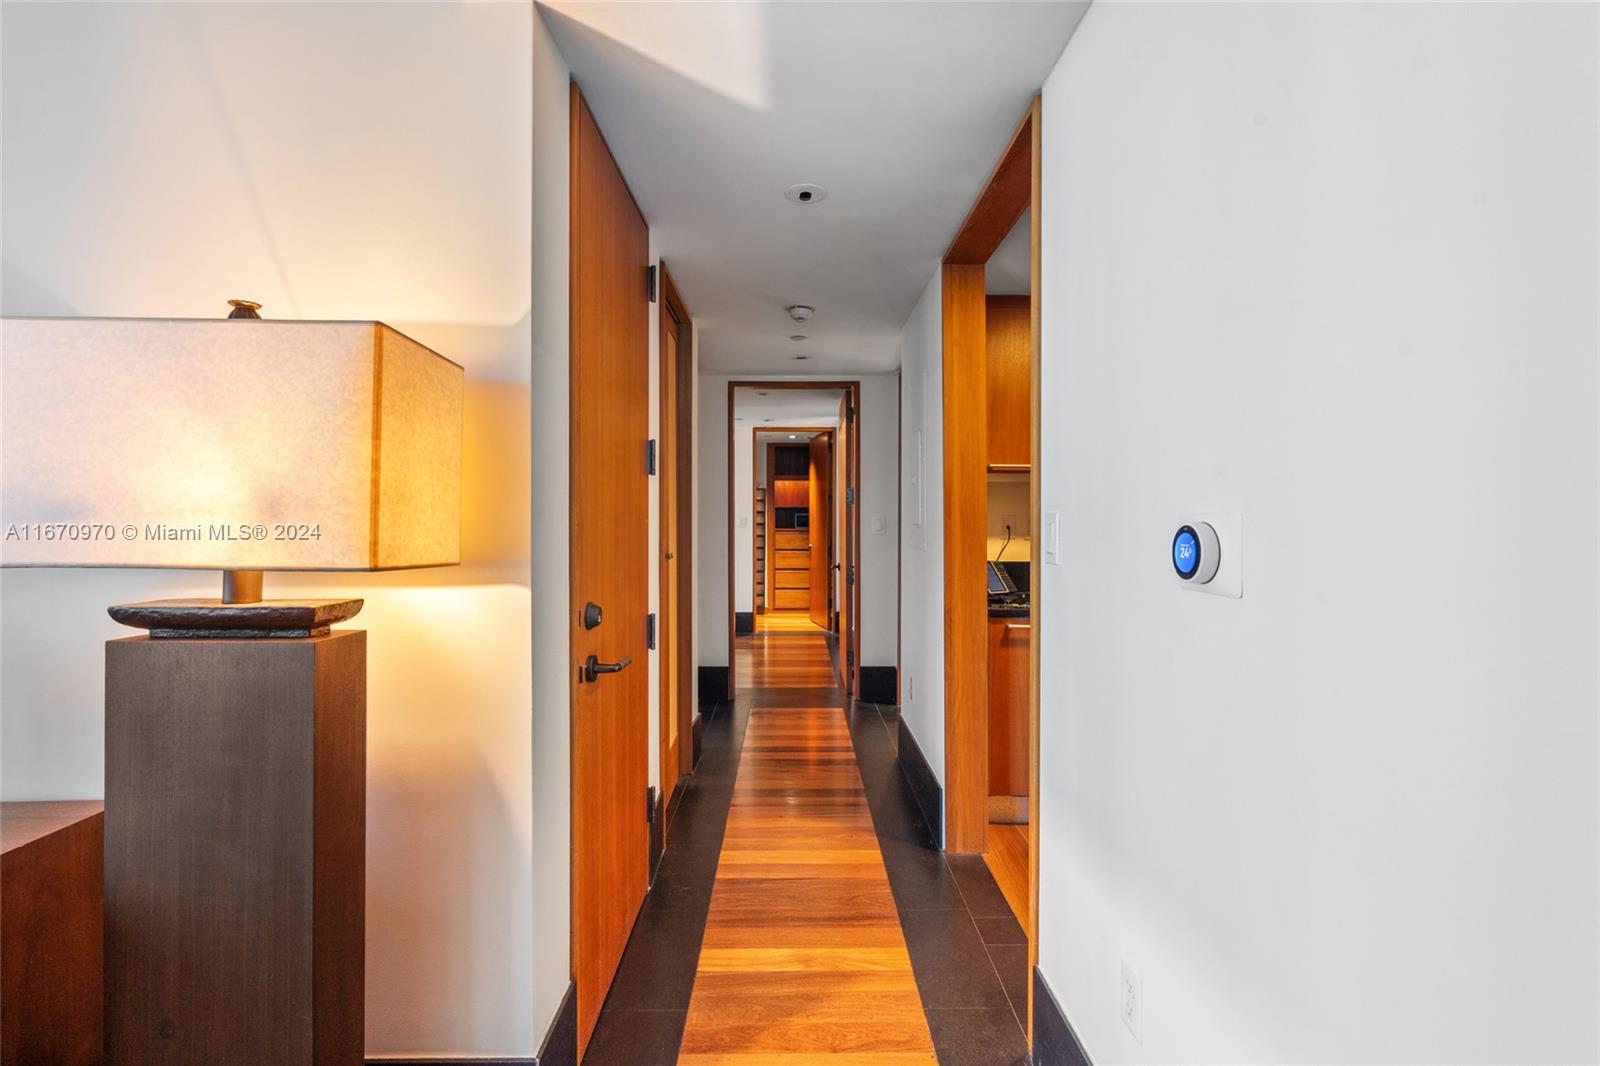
top-left (1045, 511), bottom-right (1061, 565)
top-left (872, 516), bottom-right (886, 533)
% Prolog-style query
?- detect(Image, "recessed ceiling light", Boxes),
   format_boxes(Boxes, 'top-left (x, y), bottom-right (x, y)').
top-left (784, 183), bottom-right (827, 205)
top-left (763, 417), bottom-right (774, 422)
top-left (788, 434), bottom-right (797, 439)
top-left (789, 334), bottom-right (807, 342)
top-left (793, 354), bottom-right (810, 361)
top-left (786, 305), bottom-right (814, 323)
top-left (758, 391), bottom-right (769, 396)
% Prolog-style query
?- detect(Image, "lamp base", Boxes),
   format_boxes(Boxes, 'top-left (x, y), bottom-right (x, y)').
top-left (107, 598), bottom-right (363, 639)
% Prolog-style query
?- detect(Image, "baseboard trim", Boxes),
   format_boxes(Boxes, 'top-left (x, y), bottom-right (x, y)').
top-left (535, 980), bottom-right (577, 1066)
top-left (647, 785), bottom-right (665, 881)
top-left (368, 1049), bottom-right (537, 1056)
top-left (895, 715), bottom-right (943, 844)
top-left (734, 611), bottom-right (754, 635)
top-left (1033, 967), bottom-right (1093, 1066)
top-left (697, 665), bottom-right (730, 702)
top-left (858, 665), bottom-right (897, 704)
top-left (367, 1059), bottom-right (535, 1065)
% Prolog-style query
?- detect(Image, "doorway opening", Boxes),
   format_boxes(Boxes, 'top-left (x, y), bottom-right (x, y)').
top-left (726, 382), bottom-right (861, 694)
top-left (939, 97), bottom-right (1042, 1039)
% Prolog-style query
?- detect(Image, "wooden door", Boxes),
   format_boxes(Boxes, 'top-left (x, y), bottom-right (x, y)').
top-left (659, 306), bottom-right (682, 812)
top-left (807, 433), bottom-right (832, 630)
top-left (570, 86), bottom-right (650, 1059)
top-left (838, 392), bottom-right (858, 693)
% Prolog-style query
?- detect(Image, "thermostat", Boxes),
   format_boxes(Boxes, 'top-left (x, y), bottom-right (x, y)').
top-left (1173, 513), bottom-right (1242, 598)
top-left (1172, 523), bottom-right (1219, 583)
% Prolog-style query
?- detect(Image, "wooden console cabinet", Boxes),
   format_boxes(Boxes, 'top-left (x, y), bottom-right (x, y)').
top-left (2, 800), bottom-right (105, 1066)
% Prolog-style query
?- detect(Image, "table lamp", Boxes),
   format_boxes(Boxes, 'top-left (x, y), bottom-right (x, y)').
top-left (0, 303), bottom-right (463, 1064)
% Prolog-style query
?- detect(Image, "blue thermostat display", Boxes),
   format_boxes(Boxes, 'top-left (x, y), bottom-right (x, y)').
top-left (1172, 521), bottom-right (1221, 584)
top-left (1172, 526), bottom-right (1200, 579)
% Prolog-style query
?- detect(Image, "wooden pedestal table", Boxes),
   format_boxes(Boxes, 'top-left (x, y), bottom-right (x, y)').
top-left (104, 598), bottom-right (366, 1066)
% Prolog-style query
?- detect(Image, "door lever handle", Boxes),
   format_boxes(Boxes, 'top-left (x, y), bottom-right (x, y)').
top-left (582, 654), bottom-right (633, 683)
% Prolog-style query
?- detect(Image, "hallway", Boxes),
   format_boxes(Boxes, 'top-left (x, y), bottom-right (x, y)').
top-left (584, 631), bottom-right (1030, 1066)
top-left (679, 633), bottom-right (933, 1061)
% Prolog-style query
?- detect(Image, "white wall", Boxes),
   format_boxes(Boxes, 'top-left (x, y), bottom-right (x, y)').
top-left (733, 424), bottom-right (754, 614)
top-left (697, 374), bottom-right (901, 674)
top-left (530, 4), bottom-right (572, 1053)
top-left (696, 377), bottom-right (732, 673)
top-left (1035, 4), bottom-right (1598, 1063)
top-left (1, 3), bottom-right (538, 1056)
top-left (896, 275), bottom-right (944, 802)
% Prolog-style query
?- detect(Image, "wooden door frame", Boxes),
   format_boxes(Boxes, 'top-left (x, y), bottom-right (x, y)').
top-left (725, 381), bottom-right (861, 698)
top-left (756, 428), bottom-right (836, 634)
top-left (658, 262), bottom-right (694, 798)
top-left (938, 97), bottom-right (1042, 1037)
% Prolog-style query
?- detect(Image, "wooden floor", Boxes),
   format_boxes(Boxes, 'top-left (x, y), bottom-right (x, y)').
top-left (678, 633), bottom-right (936, 1064)
top-left (982, 822), bottom-right (1030, 929)
top-left (755, 609), bottom-right (829, 634)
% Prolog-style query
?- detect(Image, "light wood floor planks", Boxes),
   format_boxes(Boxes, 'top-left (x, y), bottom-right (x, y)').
top-left (755, 609), bottom-right (829, 634)
top-left (982, 822), bottom-right (1030, 930)
top-left (678, 634), bottom-right (935, 1064)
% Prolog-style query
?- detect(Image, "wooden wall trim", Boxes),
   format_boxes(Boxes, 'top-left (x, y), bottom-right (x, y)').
top-left (940, 261), bottom-right (990, 854)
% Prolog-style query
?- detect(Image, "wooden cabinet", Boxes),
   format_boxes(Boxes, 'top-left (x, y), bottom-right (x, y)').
top-left (986, 295), bottom-right (1030, 469)
top-left (770, 529), bottom-right (810, 610)
top-left (773, 478), bottom-right (808, 508)
top-left (987, 617), bottom-right (1029, 798)
top-left (3, 801), bottom-right (104, 1066)
top-left (773, 445), bottom-right (808, 478)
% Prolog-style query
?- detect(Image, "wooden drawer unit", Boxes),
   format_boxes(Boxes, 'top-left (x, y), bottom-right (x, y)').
top-left (773, 549), bottom-right (809, 572)
top-left (773, 529), bottom-right (809, 550)
top-left (771, 588), bottom-right (810, 609)
top-left (773, 568), bottom-right (809, 589)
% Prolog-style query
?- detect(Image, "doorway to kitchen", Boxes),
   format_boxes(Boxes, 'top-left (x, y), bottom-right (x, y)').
top-left (938, 96), bottom-right (1042, 1039)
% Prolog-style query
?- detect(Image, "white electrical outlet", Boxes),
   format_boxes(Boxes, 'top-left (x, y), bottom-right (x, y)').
top-left (1120, 960), bottom-right (1143, 1045)
top-left (1001, 513), bottom-right (1019, 534)
top-left (1044, 511), bottom-right (1062, 565)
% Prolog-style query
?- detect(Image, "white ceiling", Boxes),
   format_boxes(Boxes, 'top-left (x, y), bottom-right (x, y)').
top-left (734, 387), bottom-right (844, 428)
top-left (541, 1), bottom-right (1088, 375)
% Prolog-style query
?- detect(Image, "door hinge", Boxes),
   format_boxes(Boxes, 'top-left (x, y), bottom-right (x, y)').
top-left (646, 438), bottom-right (657, 475)
top-left (845, 486), bottom-right (856, 506)
top-left (847, 566), bottom-right (856, 587)
top-left (847, 404), bottom-right (856, 423)
top-left (646, 612), bottom-right (657, 650)
top-left (646, 264), bottom-right (658, 303)
top-left (847, 649), bottom-right (855, 668)
top-left (646, 785), bottom-right (658, 823)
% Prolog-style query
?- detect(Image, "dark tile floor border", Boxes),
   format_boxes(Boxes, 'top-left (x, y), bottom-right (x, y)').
top-left (579, 698), bottom-right (748, 1066)
top-left (848, 700), bottom-right (1032, 1066)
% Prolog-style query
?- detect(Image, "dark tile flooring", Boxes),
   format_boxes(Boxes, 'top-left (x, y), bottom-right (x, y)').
top-left (584, 692), bottom-right (1029, 1066)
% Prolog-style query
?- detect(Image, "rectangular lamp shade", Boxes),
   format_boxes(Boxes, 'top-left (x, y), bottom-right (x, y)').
top-left (1, 317), bottom-right (463, 571)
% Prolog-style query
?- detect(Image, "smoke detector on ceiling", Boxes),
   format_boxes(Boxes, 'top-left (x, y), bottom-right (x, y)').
top-left (786, 305), bottom-right (814, 323)
top-left (785, 183), bottom-right (827, 204)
